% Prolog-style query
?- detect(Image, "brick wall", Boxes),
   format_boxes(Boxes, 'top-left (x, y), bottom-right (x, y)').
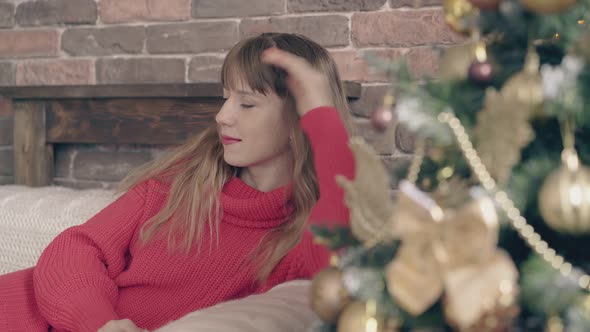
top-left (0, 0), bottom-right (457, 189)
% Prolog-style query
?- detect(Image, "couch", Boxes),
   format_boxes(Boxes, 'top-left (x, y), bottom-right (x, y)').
top-left (0, 185), bottom-right (316, 331)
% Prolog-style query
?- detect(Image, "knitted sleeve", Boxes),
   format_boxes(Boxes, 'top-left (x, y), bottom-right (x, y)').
top-left (295, 106), bottom-right (355, 274)
top-left (33, 181), bottom-right (148, 332)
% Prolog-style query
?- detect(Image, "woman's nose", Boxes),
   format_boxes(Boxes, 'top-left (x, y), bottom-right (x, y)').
top-left (215, 100), bottom-right (234, 126)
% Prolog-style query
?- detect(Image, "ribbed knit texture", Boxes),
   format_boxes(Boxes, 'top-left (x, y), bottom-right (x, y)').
top-left (0, 106), bottom-right (355, 332)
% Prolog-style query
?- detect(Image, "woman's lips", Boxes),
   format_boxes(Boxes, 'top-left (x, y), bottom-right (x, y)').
top-left (221, 135), bottom-right (241, 145)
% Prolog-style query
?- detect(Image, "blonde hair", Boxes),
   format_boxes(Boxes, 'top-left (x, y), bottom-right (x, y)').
top-left (120, 33), bottom-right (353, 284)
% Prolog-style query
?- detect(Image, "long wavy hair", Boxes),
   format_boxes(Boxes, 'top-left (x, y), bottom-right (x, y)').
top-left (119, 33), bottom-right (353, 284)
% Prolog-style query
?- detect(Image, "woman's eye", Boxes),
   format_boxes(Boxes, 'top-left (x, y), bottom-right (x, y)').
top-left (240, 104), bottom-right (255, 109)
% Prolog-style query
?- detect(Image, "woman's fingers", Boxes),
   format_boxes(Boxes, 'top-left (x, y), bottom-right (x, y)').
top-left (261, 47), bottom-right (334, 115)
top-left (261, 47), bottom-right (313, 78)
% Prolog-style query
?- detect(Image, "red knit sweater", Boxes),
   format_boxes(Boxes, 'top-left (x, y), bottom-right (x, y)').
top-left (0, 106), bottom-right (355, 331)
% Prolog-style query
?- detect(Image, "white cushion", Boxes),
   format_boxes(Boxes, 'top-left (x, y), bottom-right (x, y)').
top-left (0, 185), bottom-right (118, 274)
top-left (156, 280), bottom-right (315, 332)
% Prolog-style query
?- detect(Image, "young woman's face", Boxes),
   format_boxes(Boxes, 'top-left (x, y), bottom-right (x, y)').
top-left (216, 82), bottom-right (293, 169)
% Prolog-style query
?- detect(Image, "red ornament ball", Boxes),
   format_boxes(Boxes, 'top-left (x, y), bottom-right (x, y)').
top-left (469, 0), bottom-right (500, 10)
top-left (469, 60), bottom-right (494, 84)
top-left (370, 106), bottom-right (393, 132)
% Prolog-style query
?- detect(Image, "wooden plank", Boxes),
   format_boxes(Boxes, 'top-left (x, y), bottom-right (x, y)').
top-left (46, 98), bottom-right (221, 145)
top-left (13, 101), bottom-right (54, 186)
top-left (0, 81), bottom-right (361, 99)
top-left (0, 83), bottom-right (223, 99)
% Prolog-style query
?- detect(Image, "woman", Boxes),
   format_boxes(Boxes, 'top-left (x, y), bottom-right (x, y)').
top-left (0, 33), bottom-right (355, 332)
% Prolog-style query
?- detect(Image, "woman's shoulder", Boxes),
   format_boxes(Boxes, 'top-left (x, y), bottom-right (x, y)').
top-left (126, 177), bottom-right (172, 203)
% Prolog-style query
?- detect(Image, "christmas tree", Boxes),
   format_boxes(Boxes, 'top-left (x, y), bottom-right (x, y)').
top-left (309, 0), bottom-right (590, 331)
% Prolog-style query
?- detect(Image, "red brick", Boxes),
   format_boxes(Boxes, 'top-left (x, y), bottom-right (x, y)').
top-left (16, 0), bottom-right (97, 26)
top-left (0, 30), bottom-right (59, 58)
top-left (241, 15), bottom-right (349, 48)
top-left (390, 0), bottom-right (443, 7)
top-left (96, 58), bottom-right (186, 84)
top-left (100, 0), bottom-right (190, 23)
top-left (188, 55), bottom-right (224, 83)
top-left (331, 49), bottom-right (403, 82)
top-left (0, 62), bottom-right (15, 86)
top-left (62, 26), bottom-right (145, 56)
top-left (352, 9), bottom-right (464, 48)
top-left (193, 0), bottom-right (284, 18)
top-left (16, 59), bottom-right (94, 85)
top-left (147, 22), bottom-right (238, 54)
top-left (406, 46), bottom-right (440, 78)
top-left (289, 0), bottom-right (386, 12)
top-left (0, 3), bottom-right (15, 28)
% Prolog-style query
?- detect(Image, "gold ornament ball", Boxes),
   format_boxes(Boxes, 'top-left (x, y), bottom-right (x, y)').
top-left (371, 106), bottom-right (394, 132)
top-left (444, 0), bottom-right (480, 34)
top-left (445, 281), bottom-right (520, 332)
top-left (538, 157), bottom-right (590, 234)
top-left (520, 0), bottom-right (577, 14)
top-left (310, 267), bottom-right (350, 323)
top-left (337, 301), bottom-right (384, 332)
top-left (466, 296), bottom-right (520, 332)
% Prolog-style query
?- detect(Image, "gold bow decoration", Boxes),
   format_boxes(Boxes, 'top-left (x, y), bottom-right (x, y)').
top-left (385, 181), bottom-right (519, 330)
top-left (336, 137), bottom-right (519, 330)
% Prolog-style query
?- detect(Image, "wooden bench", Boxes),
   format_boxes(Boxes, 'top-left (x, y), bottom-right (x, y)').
top-left (0, 82), bottom-right (360, 187)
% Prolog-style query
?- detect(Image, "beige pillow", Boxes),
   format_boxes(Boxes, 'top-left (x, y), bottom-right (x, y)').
top-left (156, 280), bottom-right (316, 332)
top-left (0, 185), bottom-right (117, 274)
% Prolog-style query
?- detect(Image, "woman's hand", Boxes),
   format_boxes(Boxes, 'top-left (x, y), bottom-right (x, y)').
top-left (98, 319), bottom-right (147, 332)
top-left (261, 47), bottom-right (334, 116)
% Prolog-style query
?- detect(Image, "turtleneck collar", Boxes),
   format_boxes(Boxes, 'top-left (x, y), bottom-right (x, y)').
top-left (220, 176), bottom-right (294, 229)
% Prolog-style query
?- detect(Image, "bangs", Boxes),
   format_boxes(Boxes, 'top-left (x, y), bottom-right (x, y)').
top-left (221, 37), bottom-right (289, 98)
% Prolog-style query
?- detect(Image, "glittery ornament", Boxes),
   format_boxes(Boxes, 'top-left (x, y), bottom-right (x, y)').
top-left (370, 93), bottom-right (395, 132)
top-left (469, 42), bottom-right (494, 84)
top-left (444, 0), bottom-right (480, 34)
top-left (371, 107), bottom-right (394, 132)
top-left (447, 279), bottom-right (520, 332)
top-left (310, 267), bottom-right (351, 323)
top-left (337, 300), bottom-right (384, 332)
top-left (469, 61), bottom-right (494, 83)
top-left (474, 87), bottom-right (535, 184)
top-left (502, 50), bottom-right (544, 117)
top-left (539, 149), bottom-right (590, 234)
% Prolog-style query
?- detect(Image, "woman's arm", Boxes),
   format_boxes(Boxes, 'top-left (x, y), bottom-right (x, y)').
top-left (297, 106), bottom-right (355, 273)
top-left (33, 181), bottom-right (148, 332)
top-left (261, 48), bottom-right (356, 275)
top-left (301, 106), bottom-right (354, 225)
